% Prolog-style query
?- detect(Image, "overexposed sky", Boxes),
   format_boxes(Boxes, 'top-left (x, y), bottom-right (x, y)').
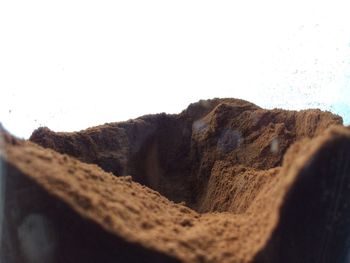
top-left (1, 0), bottom-right (350, 138)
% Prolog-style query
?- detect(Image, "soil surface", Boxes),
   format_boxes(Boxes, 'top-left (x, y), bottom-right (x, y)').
top-left (1, 98), bottom-right (350, 263)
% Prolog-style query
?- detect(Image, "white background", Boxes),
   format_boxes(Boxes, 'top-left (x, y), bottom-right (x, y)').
top-left (1, 0), bottom-right (350, 138)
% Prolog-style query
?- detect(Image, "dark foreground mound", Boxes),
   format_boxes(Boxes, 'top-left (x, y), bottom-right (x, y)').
top-left (1, 98), bottom-right (350, 263)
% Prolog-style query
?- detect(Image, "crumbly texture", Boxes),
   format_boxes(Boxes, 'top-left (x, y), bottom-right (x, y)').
top-left (29, 98), bottom-right (342, 211)
top-left (1, 98), bottom-right (350, 263)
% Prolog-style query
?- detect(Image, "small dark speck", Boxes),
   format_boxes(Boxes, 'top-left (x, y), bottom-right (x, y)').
top-left (8, 109), bottom-right (11, 114)
top-left (180, 218), bottom-right (193, 227)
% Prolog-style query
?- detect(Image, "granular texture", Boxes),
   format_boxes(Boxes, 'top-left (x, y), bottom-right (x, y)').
top-left (1, 98), bottom-right (349, 263)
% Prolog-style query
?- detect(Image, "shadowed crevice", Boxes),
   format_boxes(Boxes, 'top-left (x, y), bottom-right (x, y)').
top-left (254, 137), bottom-right (350, 263)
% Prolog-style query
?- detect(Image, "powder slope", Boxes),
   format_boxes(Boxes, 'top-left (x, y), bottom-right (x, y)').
top-left (1, 98), bottom-right (349, 263)
top-left (30, 98), bottom-right (342, 212)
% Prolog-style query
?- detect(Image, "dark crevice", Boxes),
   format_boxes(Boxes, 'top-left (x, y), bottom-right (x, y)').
top-left (254, 138), bottom-right (350, 263)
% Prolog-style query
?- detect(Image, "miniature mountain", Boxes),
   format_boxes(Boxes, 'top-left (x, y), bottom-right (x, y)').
top-left (1, 98), bottom-right (349, 263)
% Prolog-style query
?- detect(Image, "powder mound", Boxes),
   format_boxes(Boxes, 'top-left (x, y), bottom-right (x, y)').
top-left (1, 98), bottom-right (349, 263)
top-left (30, 98), bottom-right (342, 211)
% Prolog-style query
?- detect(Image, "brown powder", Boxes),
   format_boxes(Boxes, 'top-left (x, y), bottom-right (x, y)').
top-left (1, 98), bottom-right (349, 263)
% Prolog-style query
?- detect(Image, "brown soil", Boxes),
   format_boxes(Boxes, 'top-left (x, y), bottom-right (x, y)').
top-left (1, 98), bottom-right (350, 263)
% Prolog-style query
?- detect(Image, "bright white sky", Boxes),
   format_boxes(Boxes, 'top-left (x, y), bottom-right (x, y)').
top-left (1, 0), bottom-right (350, 138)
